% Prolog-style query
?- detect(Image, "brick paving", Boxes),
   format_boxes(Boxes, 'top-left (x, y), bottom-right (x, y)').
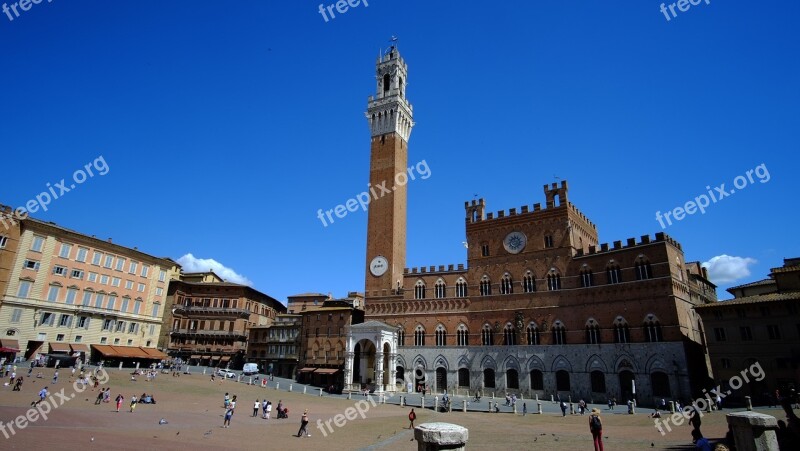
top-left (0, 365), bottom-right (791, 450)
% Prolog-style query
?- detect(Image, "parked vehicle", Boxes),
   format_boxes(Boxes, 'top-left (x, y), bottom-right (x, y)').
top-left (242, 363), bottom-right (259, 376)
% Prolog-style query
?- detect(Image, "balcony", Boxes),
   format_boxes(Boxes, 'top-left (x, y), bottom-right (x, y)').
top-left (173, 305), bottom-right (250, 319)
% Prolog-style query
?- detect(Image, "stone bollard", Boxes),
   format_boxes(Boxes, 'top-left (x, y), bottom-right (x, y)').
top-left (435, 397), bottom-right (439, 412)
top-left (203, 368), bottom-right (206, 375)
top-left (319, 388), bottom-right (323, 397)
top-left (513, 403), bottom-right (517, 415)
top-left (289, 384), bottom-right (293, 392)
top-left (488, 401), bottom-right (493, 413)
top-left (348, 391), bottom-right (352, 400)
top-left (119, 363), bottom-right (123, 371)
top-left (400, 396), bottom-right (405, 407)
top-left (448, 399), bottom-right (452, 413)
top-left (276, 382), bottom-right (280, 391)
top-left (248, 377), bottom-right (252, 385)
top-left (570, 402), bottom-right (575, 414)
top-left (629, 403), bottom-right (635, 415)
top-left (669, 401), bottom-right (675, 413)
top-left (421, 396), bottom-right (425, 409)
top-left (726, 411), bottom-right (779, 451)
top-left (304, 386), bottom-right (307, 394)
top-left (537, 402), bottom-right (542, 414)
top-left (462, 400), bottom-right (467, 413)
top-left (746, 396), bottom-right (753, 411)
top-left (414, 422), bottom-right (468, 451)
top-left (383, 394), bottom-right (387, 404)
top-left (551, 395), bottom-right (554, 403)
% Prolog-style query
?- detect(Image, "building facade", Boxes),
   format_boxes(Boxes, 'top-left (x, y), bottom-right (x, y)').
top-left (350, 48), bottom-right (716, 405)
top-left (695, 258), bottom-right (800, 404)
top-left (161, 271), bottom-right (285, 369)
top-left (0, 205), bottom-right (177, 363)
top-left (247, 313), bottom-right (302, 378)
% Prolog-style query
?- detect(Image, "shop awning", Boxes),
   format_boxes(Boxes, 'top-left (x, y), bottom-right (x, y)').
top-left (190, 354), bottom-right (201, 359)
top-left (314, 368), bottom-right (341, 375)
top-left (220, 356), bottom-right (231, 362)
top-left (92, 344), bottom-right (119, 357)
top-left (141, 348), bottom-right (168, 359)
top-left (112, 346), bottom-right (152, 359)
top-left (298, 367), bottom-right (317, 373)
top-left (0, 339), bottom-right (20, 352)
top-left (70, 343), bottom-right (90, 353)
top-left (48, 342), bottom-right (71, 353)
top-left (211, 356), bottom-right (221, 360)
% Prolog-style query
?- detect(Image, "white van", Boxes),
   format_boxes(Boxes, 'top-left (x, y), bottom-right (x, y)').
top-left (242, 363), bottom-right (259, 376)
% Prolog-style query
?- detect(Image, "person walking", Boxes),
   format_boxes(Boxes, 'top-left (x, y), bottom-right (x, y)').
top-left (523, 402), bottom-right (527, 416)
top-left (253, 399), bottom-right (260, 417)
top-left (52, 370), bottom-right (59, 384)
top-left (32, 386), bottom-right (49, 407)
top-left (296, 409), bottom-right (310, 437)
top-left (129, 394), bottom-right (138, 413)
top-left (560, 400), bottom-right (568, 416)
top-left (262, 399), bottom-right (268, 419)
top-left (115, 394), bottom-right (124, 412)
top-left (408, 408), bottom-right (417, 429)
top-left (589, 408), bottom-right (604, 451)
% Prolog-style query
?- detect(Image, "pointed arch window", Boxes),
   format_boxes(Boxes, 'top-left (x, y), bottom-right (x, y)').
top-left (480, 276), bottom-right (492, 296)
top-left (500, 274), bottom-right (513, 295)
top-left (613, 317), bottom-right (630, 343)
top-left (585, 319), bottom-right (601, 344)
top-left (397, 328), bottom-right (406, 347)
top-left (644, 316), bottom-right (663, 342)
top-left (547, 270), bottom-right (561, 291)
top-left (523, 271), bottom-right (535, 293)
top-left (526, 323), bottom-right (540, 345)
top-left (455, 278), bottom-right (468, 297)
top-left (456, 324), bottom-right (469, 346)
top-left (383, 73), bottom-right (391, 93)
top-left (580, 266), bottom-right (594, 287)
top-left (434, 279), bottom-right (446, 299)
top-left (503, 323), bottom-right (517, 346)
top-left (552, 321), bottom-right (566, 345)
top-left (414, 325), bottom-right (425, 346)
top-left (481, 324), bottom-right (494, 346)
top-left (414, 280), bottom-right (426, 299)
top-left (635, 257), bottom-right (653, 280)
top-left (435, 324), bottom-right (447, 347)
top-left (607, 262), bottom-right (622, 284)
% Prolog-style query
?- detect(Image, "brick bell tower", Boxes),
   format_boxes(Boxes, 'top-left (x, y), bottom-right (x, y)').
top-left (364, 45), bottom-right (414, 297)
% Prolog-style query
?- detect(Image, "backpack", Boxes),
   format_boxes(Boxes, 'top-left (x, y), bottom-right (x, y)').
top-left (590, 415), bottom-right (602, 432)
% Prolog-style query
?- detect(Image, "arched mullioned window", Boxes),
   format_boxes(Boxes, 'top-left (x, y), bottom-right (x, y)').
top-left (585, 319), bottom-right (601, 344)
top-left (547, 269), bottom-right (561, 291)
top-left (552, 320), bottom-right (566, 345)
top-left (455, 278), bottom-right (468, 297)
top-left (526, 322), bottom-right (540, 345)
top-left (456, 324), bottom-right (469, 346)
top-left (435, 324), bottom-right (447, 347)
top-left (414, 325), bottom-right (426, 346)
top-left (644, 315), bottom-right (663, 342)
top-left (481, 323), bottom-right (494, 346)
top-left (434, 279), bottom-right (446, 299)
top-left (522, 271), bottom-right (535, 293)
top-left (607, 261), bottom-right (622, 284)
top-left (480, 276), bottom-right (492, 296)
top-left (500, 274), bottom-right (513, 295)
top-left (635, 256), bottom-right (653, 280)
top-left (414, 280), bottom-right (426, 299)
top-left (580, 265), bottom-right (594, 287)
top-left (613, 317), bottom-right (630, 343)
top-left (503, 323), bottom-right (517, 346)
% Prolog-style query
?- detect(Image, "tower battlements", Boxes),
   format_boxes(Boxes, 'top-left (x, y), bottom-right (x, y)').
top-left (574, 232), bottom-right (682, 257)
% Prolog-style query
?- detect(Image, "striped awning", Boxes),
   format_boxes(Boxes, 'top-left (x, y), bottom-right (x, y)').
top-left (0, 339), bottom-right (20, 352)
top-left (49, 342), bottom-right (71, 353)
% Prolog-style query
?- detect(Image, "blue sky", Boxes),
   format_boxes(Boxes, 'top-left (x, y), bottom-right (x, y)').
top-left (1, 1), bottom-right (798, 302)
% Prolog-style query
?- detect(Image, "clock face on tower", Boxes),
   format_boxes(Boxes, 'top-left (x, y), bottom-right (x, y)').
top-left (370, 256), bottom-right (389, 277)
top-left (503, 231), bottom-right (527, 254)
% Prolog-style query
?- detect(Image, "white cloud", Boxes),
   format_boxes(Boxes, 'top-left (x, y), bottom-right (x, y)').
top-left (702, 255), bottom-right (757, 285)
top-left (176, 253), bottom-right (253, 286)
